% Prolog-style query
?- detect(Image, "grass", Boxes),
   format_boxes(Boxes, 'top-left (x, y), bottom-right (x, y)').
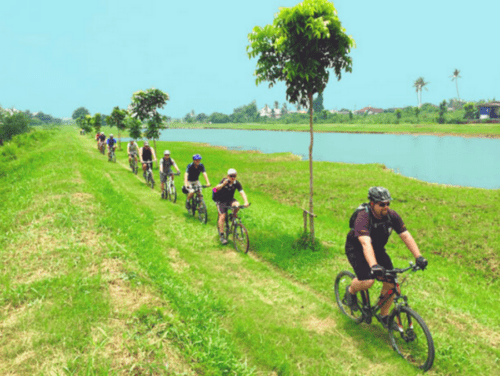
top-left (166, 122), bottom-right (500, 138)
top-left (0, 126), bottom-right (499, 375)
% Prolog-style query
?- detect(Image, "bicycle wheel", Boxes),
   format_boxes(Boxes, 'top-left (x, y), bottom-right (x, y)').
top-left (151, 175), bottom-right (155, 189)
top-left (334, 271), bottom-right (364, 323)
top-left (197, 200), bottom-right (207, 224)
top-left (113, 153), bottom-right (116, 163)
top-left (170, 184), bottom-right (177, 203)
top-left (233, 223), bottom-right (249, 253)
top-left (389, 306), bottom-right (435, 372)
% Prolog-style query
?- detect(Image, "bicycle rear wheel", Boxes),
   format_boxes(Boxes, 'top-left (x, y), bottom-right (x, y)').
top-left (389, 306), bottom-right (434, 372)
top-left (233, 223), bottom-right (249, 253)
top-left (197, 200), bottom-right (207, 224)
top-left (334, 271), bottom-right (364, 323)
top-left (170, 184), bottom-right (177, 203)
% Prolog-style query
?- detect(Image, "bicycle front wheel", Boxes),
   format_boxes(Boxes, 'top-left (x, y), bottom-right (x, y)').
top-left (197, 200), bottom-right (207, 224)
top-left (169, 184), bottom-right (177, 203)
top-left (233, 223), bottom-right (249, 253)
top-left (389, 306), bottom-right (435, 372)
top-left (334, 271), bottom-right (364, 323)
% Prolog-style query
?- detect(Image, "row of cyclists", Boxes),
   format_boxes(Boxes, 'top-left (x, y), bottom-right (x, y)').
top-left (125, 139), bottom-right (250, 246)
top-left (93, 133), bottom-right (428, 331)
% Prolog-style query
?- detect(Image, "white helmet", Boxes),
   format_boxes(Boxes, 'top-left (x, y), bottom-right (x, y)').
top-left (227, 168), bottom-right (237, 175)
top-left (110, 134), bottom-right (113, 137)
top-left (144, 141), bottom-right (149, 146)
top-left (164, 150), bottom-right (170, 155)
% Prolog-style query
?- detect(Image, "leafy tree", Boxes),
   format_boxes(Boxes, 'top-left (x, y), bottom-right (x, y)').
top-left (413, 77), bottom-right (429, 108)
top-left (248, 0), bottom-right (355, 243)
top-left (274, 101), bottom-right (279, 110)
top-left (129, 88), bottom-right (169, 152)
top-left (463, 102), bottom-right (476, 120)
top-left (77, 116), bottom-right (93, 134)
top-left (415, 107), bottom-right (420, 121)
top-left (437, 100), bottom-right (447, 124)
top-left (0, 113), bottom-right (30, 141)
top-left (107, 107), bottom-right (128, 149)
top-left (208, 112), bottom-right (230, 124)
top-left (195, 113), bottom-right (208, 123)
top-left (281, 102), bottom-right (289, 116)
top-left (450, 69), bottom-right (461, 101)
top-left (233, 101), bottom-right (259, 122)
top-left (313, 93), bottom-right (324, 113)
top-left (126, 116), bottom-right (142, 140)
top-left (92, 113), bottom-right (102, 133)
top-left (72, 107), bottom-right (90, 120)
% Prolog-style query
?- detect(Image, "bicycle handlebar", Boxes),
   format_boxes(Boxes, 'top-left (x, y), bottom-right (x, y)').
top-left (220, 203), bottom-right (251, 210)
top-left (385, 262), bottom-right (421, 277)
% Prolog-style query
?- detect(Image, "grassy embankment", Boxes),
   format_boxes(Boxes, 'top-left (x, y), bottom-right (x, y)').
top-left (167, 122), bottom-right (500, 138)
top-left (0, 127), bottom-right (499, 375)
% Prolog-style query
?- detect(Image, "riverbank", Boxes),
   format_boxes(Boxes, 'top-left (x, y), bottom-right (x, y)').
top-left (166, 122), bottom-right (500, 138)
top-left (1, 127), bottom-right (499, 375)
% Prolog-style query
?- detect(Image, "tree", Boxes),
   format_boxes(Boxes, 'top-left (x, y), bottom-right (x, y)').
top-left (77, 116), bottom-right (93, 134)
top-left (450, 69), bottom-right (461, 101)
top-left (437, 100), bottom-right (447, 124)
top-left (107, 107), bottom-right (128, 150)
top-left (413, 77), bottom-right (429, 108)
top-left (195, 113), bottom-right (208, 123)
top-left (248, 0), bottom-right (355, 244)
top-left (415, 107), bottom-right (420, 122)
top-left (72, 107), bottom-right (90, 120)
top-left (274, 101), bottom-right (279, 110)
top-left (463, 102), bottom-right (476, 120)
top-left (0, 113), bottom-right (30, 141)
top-left (126, 116), bottom-right (143, 140)
top-left (92, 113), bottom-right (102, 133)
top-left (129, 88), bottom-right (169, 152)
top-left (313, 93), bottom-right (325, 113)
top-left (281, 102), bottom-right (289, 116)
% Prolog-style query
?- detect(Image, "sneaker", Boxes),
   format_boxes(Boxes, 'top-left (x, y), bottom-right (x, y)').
top-left (220, 234), bottom-right (228, 245)
top-left (380, 315), bottom-right (400, 331)
top-left (344, 285), bottom-right (359, 311)
top-left (161, 192), bottom-right (165, 199)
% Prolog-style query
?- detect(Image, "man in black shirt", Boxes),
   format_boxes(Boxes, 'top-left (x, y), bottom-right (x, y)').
top-left (344, 187), bottom-right (428, 328)
top-left (184, 154), bottom-right (211, 209)
top-left (213, 168), bottom-right (249, 244)
top-left (139, 141), bottom-right (157, 181)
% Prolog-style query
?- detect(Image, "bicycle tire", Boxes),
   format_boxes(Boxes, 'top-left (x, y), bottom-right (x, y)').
top-left (334, 271), bottom-right (364, 323)
top-left (197, 200), bottom-right (207, 224)
top-left (190, 198), bottom-right (196, 216)
top-left (233, 223), bottom-right (249, 253)
top-left (151, 176), bottom-right (155, 189)
top-left (171, 184), bottom-right (177, 203)
top-left (388, 306), bottom-right (435, 372)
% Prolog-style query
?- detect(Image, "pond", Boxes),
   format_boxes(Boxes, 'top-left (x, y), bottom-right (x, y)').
top-left (152, 128), bottom-right (499, 189)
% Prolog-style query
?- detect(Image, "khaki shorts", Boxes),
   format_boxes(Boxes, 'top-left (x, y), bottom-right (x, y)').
top-left (186, 181), bottom-right (202, 194)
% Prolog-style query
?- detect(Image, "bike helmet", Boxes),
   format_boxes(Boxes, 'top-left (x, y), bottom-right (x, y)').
top-left (368, 186), bottom-right (392, 202)
top-left (227, 168), bottom-right (237, 175)
top-left (144, 141), bottom-right (149, 146)
top-left (192, 154), bottom-right (202, 160)
top-left (164, 150), bottom-right (170, 155)
top-left (110, 134), bottom-right (113, 137)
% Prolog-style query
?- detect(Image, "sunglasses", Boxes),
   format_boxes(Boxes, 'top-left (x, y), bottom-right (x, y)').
top-left (378, 202), bottom-right (390, 207)
top-left (229, 174), bottom-right (237, 178)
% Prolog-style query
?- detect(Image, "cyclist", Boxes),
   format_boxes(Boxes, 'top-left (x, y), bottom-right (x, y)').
top-left (343, 187), bottom-right (428, 328)
top-left (183, 154), bottom-right (211, 209)
top-left (160, 150), bottom-right (181, 198)
top-left (139, 141), bottom-right (157, 182)
top-left (127, 139), bottom-right (139, 167)
top-left (107, 134), bottom-right (117, 159)
top-left (213, 168), bottom-right (249, 245)
top-left (98, 132), bottom-right (106, 152)
top-left (95, 132), bottom-right (101, 149)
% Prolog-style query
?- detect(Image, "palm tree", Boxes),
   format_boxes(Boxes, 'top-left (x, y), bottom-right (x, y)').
top-left (413, 77), bottom-right (429, 108)
top-left (450, 69), bottom-right (461, 102)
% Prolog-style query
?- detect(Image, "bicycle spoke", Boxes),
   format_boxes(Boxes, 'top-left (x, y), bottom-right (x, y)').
top-left (334, 271), bottom-right (364, 323)
top-left (233, 223), bottom-right (249, 253)
top-left (389, 307), bottom-right (434, 371)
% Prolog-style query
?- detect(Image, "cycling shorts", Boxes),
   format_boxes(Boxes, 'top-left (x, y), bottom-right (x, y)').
top-left (160, 170), bottom-right (174, 183)
top-left (345, 247), bottom-right (394, 281)
top-left (186, 181), bottom-right (201, 194)
top-left (216, 199), bottom-right (237, 215)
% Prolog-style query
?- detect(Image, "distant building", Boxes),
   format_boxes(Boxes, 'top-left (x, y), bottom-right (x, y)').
top-left (477, 102), bottom-right (500, 119)
top-left (259, 105), bottom-right (282, 118)
top-left (355, 106), bottom-right (384, 115)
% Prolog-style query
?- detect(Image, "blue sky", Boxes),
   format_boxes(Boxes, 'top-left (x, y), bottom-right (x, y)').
top-left (1, 0), bottom-right (498, 119)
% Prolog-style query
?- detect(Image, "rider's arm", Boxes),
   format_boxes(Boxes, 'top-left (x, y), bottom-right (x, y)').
top-left (159, 161), bottom-right (163, 173)
top-left (239, 190), bottom-right (249, 206)
top-left (152, 148), bottom-right (157, 161)
top-left (399, 231), bottom-right (422, 259)
top-left (202, 172), bottom-right (210, 186)
top-left (184, 172), bottom-right (189, 186)
top-left (359, 236), bottom-right (378, 268)
top-left (139, 147), bottom-right (144, 163)
top-left (215, 178), bottom-right (228, 191)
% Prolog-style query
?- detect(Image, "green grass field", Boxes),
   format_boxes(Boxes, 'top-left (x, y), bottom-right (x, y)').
top-left (0, 127), bottom-right (499, 375)
top-left (167, 122), bottom-right (500, 138)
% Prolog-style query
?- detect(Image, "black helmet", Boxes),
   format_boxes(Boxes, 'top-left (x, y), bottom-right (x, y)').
top-left (368, 187), bottom-right (392, 202)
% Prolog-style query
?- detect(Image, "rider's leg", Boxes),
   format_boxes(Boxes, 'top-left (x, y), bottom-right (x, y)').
top-left (231, 201), bottom-right (240, 217)
top-left (379, 281), bottom-right (400, 317)
top-left (218, 212), bottom-right (226, 234)
top-left (349, 278), bottom-right (375, 294)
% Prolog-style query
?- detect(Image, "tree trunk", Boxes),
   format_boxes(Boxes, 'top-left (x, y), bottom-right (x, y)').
top-left (308, 93), bottom-right (315, 244)
top-left (153, 139), bottom-right (157, 168)
top-left (118, 131), bottom-right (122, 151)
top-left (456, 80), bottom-right (460, 101)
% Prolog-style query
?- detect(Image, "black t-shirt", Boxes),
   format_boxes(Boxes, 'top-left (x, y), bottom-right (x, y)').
top-left (186, 162), bottom-right (206, 181)
top-left (346, 208), bottom-right (407, 254)
top-left (161, 157), bottom-right (176, 171)
top-left (142, 147), bottom-right (152, 161)
top-left (215, 178), bottom-right (243, 202)
top-left (99, 134), bottom-right (106, 141)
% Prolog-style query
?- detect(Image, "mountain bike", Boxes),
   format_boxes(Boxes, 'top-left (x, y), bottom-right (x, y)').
top-left (99, 141), bottom-right (106, 155)
top-left (186, 185), bottom-right (209, 224)
top-left (219, 203), bottom-right (251, 253)
top-left (129, 154), bottom-right (138, 175)
top-left (108, 147), bottom-right (116, 163)
top-left (142, 161), bottom-right (155, 189)
top-left (334, 263), bottom-right (434, 372)
top-left (163, 172), bottom-right (180, 203)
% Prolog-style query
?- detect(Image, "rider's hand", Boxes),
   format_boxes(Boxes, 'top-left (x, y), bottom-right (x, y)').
top-left (206, 183), bottom-right (211, 187)
top-left (371, 264), bottom-right (386, 279)
top-left (416, 256), bottom-right (428, 270)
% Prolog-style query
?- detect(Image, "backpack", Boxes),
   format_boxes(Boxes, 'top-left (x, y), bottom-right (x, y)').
top-left (349, 202), bottom-right (392, 232)
top-left (212, 187), bottom-right (221, 202)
